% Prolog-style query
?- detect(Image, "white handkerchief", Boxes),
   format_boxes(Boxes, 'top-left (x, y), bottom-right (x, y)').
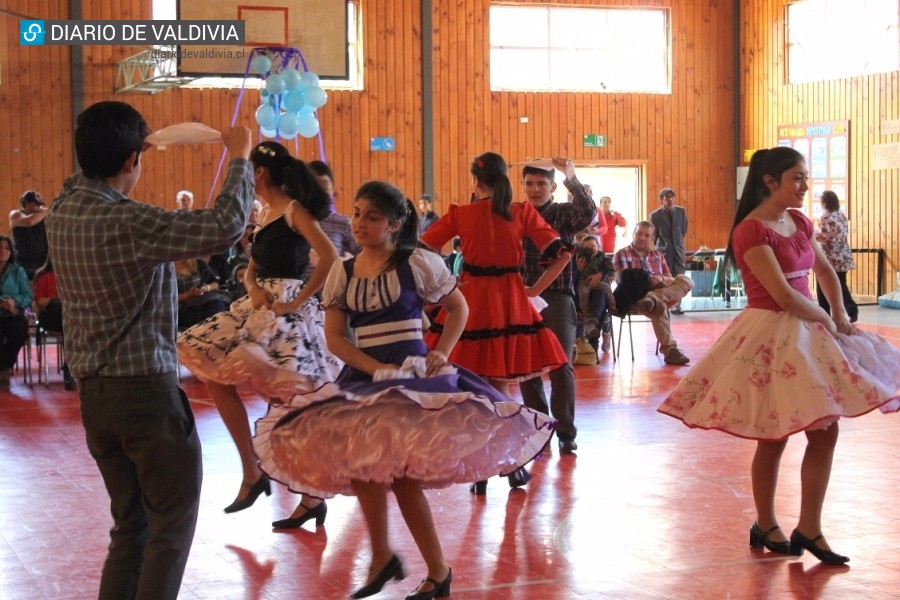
top-left (510, 158), bottom-right (554, 171)
top-left (145, 123), bottom-right (221, 146)
top-left (529, 295), bottom-right (548, 313)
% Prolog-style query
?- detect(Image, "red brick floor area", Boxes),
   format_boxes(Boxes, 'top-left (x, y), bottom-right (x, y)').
top-left (1, 306), bottom-right (899, 599)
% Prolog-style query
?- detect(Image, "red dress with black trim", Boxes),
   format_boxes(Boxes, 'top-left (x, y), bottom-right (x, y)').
top-left (421, 200), bottom-right (568, 381)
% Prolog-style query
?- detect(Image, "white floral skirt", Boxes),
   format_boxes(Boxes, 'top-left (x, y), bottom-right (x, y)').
top-left (658, 308), bottom-right (899, 441)
top-left (177, 278), bottom-right (342, 401)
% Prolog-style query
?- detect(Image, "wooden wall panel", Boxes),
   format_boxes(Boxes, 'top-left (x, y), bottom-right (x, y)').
top-left (740, 0), bottom-right (900, 296)
top-left (430, 0), bottom-right (736, 252)
top-left (2, 0), bottom-right (752, 259)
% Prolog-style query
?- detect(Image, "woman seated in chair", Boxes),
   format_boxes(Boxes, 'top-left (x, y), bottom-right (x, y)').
top-left (0, 235), bottom-right (33, 387)
top-left (33, 258), bottom-right (76, 390)
top-left (175, 258), bottom-right (229, 329)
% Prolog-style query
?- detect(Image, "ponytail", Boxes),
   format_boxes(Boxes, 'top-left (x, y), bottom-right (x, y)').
top-left (471, 152), bottom-right (513, 221)
top-left (250, 141), bottom-right (330, 220)
top-left (724, 146), bottom-right (804, 268)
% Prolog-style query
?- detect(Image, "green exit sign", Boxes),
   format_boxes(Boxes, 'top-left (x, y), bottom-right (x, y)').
top-left (583, 134), bottom-right (607, 148)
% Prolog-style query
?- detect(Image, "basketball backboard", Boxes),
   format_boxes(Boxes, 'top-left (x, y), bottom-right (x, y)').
top-left (177, 0), bottom-right (348, 77)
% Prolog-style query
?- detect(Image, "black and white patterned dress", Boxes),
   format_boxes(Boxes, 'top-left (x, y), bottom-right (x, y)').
top-left (177, 214), bottom-right (341, 400)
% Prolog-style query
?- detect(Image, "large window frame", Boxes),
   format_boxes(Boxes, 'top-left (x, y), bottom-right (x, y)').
top-left (786, 0), bottom-right (899, 84)
top-left (489, 4), bottom-right (670, 94)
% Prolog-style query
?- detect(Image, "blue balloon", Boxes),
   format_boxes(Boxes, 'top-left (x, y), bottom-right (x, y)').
top-left (297, 113), bottom-right (320, 138)
top-left (299, 71), bottom-right (320, 89)
top-left (278, 113), bottom-right (301, 139)
top-left (265, 74), bottom-right (285, 95)
top-left (283, 89), bottom-right (306, 112)
top-left (260, 126), bottom-right (277, 139)
top-left (282, 68), bottom-right (303, 90)
top-left (304, 86), bottom-right (328, 109)
top-left (250, 55), bottom-right (271, 75)
top-left (255, 104), bottom-right (277, 129)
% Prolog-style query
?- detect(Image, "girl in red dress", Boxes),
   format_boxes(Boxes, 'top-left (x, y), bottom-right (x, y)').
top-left (421, 152), bottom-right (571, 492)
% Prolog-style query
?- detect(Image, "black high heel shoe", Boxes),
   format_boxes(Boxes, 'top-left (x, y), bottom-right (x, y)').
top-left (350, 554), bottom-right (405, 599)
top-left (749, 523), bottom-right (791, 554)
top-left (789, 529), bottom-right (849, 565)
top-left (272, 501), bottom-right (327, 529)
top-left (223, 474), bottom-right (271, 513)
top-left (469, 480), bottom-right (487, 495)
top-left (507, 466), bottom-right (531, 489)
top-left (405, 568), bottom-right (452, 600)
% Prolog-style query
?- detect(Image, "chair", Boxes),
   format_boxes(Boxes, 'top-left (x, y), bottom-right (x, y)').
top-left (614, 310), bottom-right (662, 362)
top-left (35, 325), bottom-right (64, 388)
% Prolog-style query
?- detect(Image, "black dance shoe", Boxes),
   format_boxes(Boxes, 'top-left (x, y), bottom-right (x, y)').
top-left (272, 501), bottom-right (327, 529)
top-left (749, 523), bottom-right (791, 554)
top-left (405, 568), bottom-right (452, 600)
top-left (558, 438), bottom-right (578, 454)
top-left (469, 480), bottom-right (487, 495)
top-left (223, 474), bottom-right (271, 514)
top-left (350, 554), bottom-right (405, 599)
top-left (507, 467), bottom-right (531, 489)
top-left (789, 529), bottom-right (849, 565)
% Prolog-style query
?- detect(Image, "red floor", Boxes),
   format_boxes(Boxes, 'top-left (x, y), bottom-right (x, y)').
top-left (1, 306), bottom-right (899, 599)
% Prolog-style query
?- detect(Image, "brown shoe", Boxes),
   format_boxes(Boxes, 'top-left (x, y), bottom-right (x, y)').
top-left (664, 348), bottom-right (690, 365)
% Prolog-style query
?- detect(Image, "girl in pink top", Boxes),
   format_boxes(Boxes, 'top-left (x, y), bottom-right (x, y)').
top-left (659, 147), bottom-right (899, 566)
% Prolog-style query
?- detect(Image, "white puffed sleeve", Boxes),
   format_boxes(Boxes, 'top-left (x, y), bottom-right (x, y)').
top-left (409, 248), bottom-right (458, 303)
top-left (320, 258), bottom-right (349, 309)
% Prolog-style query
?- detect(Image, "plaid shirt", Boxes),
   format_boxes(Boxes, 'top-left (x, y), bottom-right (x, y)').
top-left (304, 210), bottom-right (360, 280)
top-left (613, 244), bottom-right (671, 278)
top-left (47, 159), bottom-right (254, 378)
top-left (521, 176), bottom-right (596, 293)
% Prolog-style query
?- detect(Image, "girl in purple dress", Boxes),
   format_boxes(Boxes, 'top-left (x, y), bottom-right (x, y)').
top-left (659, 147), bottom-right (899, 565)
top-left (254, 181), bottom-right (554, 599)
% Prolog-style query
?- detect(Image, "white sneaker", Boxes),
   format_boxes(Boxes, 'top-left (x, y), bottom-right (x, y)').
top-left (601, 332), bottom-right (611, 353)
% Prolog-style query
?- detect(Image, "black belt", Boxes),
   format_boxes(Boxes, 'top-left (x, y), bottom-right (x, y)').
top-left (461, 263), bottom-right (520, 276)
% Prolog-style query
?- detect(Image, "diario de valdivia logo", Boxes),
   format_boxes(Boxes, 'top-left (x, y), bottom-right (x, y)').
top-left (19, 20), bottom-right (245, 46)
top-left (20, 20), bottom-right (45, 45)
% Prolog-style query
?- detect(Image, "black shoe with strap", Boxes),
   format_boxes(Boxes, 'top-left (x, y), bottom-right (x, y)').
top-left (223, 474), bottom-right (271, 514)
top-left (272, 501), bottom-right (327, 529)
top-left (350, 554), bottom-right (405, 599)
top-left (789, 529), bottom-right (849, 565)
top-left (405, 568), bottom-right (452, 600)
top-left (748, 523), bottom-right (790, 554)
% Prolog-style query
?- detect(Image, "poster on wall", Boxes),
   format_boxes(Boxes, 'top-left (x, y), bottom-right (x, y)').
top-left (777, 121), bottom-right (850, 221)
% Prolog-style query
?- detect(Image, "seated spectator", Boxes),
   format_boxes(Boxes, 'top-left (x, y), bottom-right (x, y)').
top-left (574, 245), bottom-right (616, 352)
top-left (175, 258), bottom-right (229, 329)
top-left (0, 235), bottom-right (33, 386)
top-left (9, 190), bottom-right (49, 280)
top-left (613, 221), bottom-right (693, 365)
top-left (229, 261), bottom-right (249, 302)
top-left (33, 258), bottom-right (75, 389)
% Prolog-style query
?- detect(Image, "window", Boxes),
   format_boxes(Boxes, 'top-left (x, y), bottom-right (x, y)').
top-left (489, 5), bottom-right (669, 93)
top-left (787, 0), bottom-right (899, 84)
top-left (151, 0), bottom-right (363, 90)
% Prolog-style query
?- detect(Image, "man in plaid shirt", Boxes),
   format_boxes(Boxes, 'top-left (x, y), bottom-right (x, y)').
top-left (613, 221), bottom-right (692, 365)
top-left (47, 101), bottom-right (254, 600)
top-left (519, 158), bottom-right (596, 455)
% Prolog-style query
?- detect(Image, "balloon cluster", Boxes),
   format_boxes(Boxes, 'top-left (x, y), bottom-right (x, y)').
top-left (251, 54), bottom-right (328, 140)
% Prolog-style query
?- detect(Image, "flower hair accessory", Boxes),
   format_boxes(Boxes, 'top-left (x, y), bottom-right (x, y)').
top-left (254, 144), bottom-right (277, 157)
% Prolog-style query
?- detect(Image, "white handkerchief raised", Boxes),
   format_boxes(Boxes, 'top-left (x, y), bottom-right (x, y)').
top-left (512, 158), bottom-right (554, 171)
top-left (145, 123), bottom-right (222, 146)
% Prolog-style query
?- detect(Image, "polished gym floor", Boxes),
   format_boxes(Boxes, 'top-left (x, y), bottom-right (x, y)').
top-left (1, 305), bottom-right (898, 599)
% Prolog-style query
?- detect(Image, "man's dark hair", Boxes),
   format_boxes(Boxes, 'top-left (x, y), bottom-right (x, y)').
top-left (75, 101), bottom-right (151, 179)
top-left (522, 165), bottom-right (555, 182)
top-left (308, 160), bottom-right (334, 183)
